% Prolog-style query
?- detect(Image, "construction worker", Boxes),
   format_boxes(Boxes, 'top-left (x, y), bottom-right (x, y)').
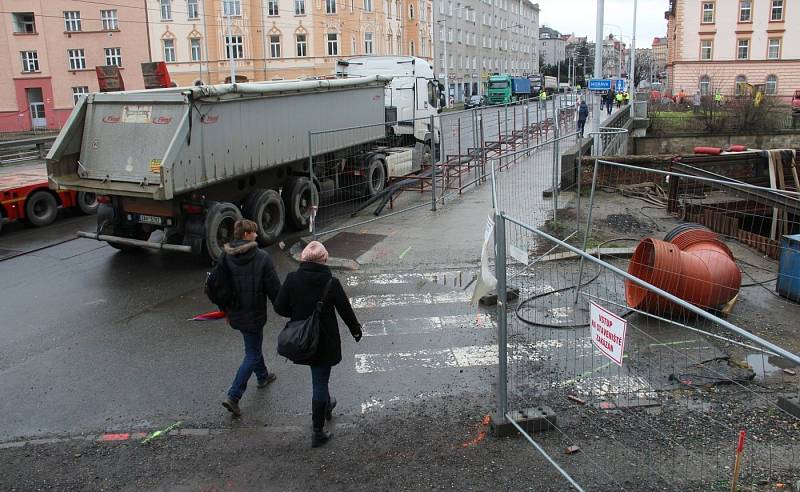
top-left (539, 90), bottom-right (547, 109)
top-left (615, 91), bottom-right (624, 109)
top-left (714, 91), bottom-right (723, 106)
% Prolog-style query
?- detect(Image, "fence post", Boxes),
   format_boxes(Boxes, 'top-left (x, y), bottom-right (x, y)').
top-left (494, 212), bottom-right (509, 419)
top-left (430, 114), bottom-right (437, 212)
top-left (307, 130), bottom-right (316, 239)
top-left (552, 109), bottom-right (561, 223)
top-left (574, 158), bottom-right (600, 304)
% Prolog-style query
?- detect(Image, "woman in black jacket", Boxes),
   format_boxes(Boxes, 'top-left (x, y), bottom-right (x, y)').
top-left (274, 241), bottom-right (362, 448)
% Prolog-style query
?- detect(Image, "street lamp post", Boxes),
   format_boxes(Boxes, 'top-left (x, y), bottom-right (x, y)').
top-left (630, 0), bottom-right (637, 91)
top-left (436, 18), bottom-right (449, 107)
top-left (593, 0), bottom-right (604, 155)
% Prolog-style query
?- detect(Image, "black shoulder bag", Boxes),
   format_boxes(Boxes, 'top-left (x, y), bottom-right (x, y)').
top-left (277, 278), bottom-right (333, 363)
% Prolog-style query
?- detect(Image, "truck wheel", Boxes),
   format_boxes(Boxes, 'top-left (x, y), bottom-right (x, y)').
top-left (25, 191), bottom-right (58, 227)
top-left (204, 201), bottom-right (242, 262)
top-left (244, 189), bottom-right (285, 246)
top-left (77, 192), bottom-right (99, 215)
top-left (363, 158), bottom-right (387, 197)
top-left (283, 177), bottom-right (318, 230)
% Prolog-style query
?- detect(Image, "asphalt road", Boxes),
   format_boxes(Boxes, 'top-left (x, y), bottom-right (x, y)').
top-left (0, 218), bottom-right (492, 442)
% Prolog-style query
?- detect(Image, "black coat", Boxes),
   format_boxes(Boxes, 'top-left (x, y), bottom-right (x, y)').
top-left (223, 240), bottom-right (281, 333)
top-left (578, 104), bottom-right (589, 121)
top-left (274, 262), bottom-right (362, 367)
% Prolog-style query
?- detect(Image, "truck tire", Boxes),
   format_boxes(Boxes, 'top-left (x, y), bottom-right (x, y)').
top-left (283, 177), bottom-right (318, 230)
top-left (204, 201), bottom-right (242, 262)
top-left (363, 158), bottom-right (387, 197)
top-left (244, 189), bottom-right (285, 246)
top-left (25, 191), bottom-right (58, 227)
top-left (77, 192), bottom-right (99, 215)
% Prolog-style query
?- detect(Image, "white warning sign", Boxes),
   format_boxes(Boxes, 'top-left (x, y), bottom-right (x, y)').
top-left (589, 301), bottom-right (627, 366)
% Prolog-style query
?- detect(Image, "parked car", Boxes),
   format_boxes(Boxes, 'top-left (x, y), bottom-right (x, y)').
top-left (464, 95), bottom-right (484, 109)
top-left (792, 90), bottom-right (800, 113)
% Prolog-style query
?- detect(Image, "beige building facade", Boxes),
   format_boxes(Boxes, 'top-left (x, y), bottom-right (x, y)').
top-left (666, 0), bottom-right (798, 100)
top-left (147, 0), bottom-right (433, 86)
top-left (0, 0), bottom-right (149, 131)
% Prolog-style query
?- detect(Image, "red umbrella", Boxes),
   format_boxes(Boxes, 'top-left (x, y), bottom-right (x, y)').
top-left (189, 310), bottom-right (226, 321)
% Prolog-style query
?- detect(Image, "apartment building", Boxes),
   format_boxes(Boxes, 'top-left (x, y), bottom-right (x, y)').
top-left (651, 36), bottom-right (667, 79)
top-left (0, 1), bottom-right (149, 131)
top-left (147, 0), bottom-right (434, 86)
top-left (539, 26), bottom-right (565, 67)
top-left (432, 0), bottom-right (539, 103)
top-left (666, 0), bottom-right (797, 99)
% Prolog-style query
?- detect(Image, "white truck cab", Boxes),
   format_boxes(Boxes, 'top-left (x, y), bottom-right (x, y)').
top-left (336, 56), bottom-right (443, 144)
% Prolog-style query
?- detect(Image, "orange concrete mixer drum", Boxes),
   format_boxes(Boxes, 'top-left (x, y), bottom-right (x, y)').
top-left (626, 224), bottom-right (741, 314)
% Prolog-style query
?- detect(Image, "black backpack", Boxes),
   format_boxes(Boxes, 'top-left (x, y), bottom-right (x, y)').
top-left (204, 253), bottom-right (239, 311)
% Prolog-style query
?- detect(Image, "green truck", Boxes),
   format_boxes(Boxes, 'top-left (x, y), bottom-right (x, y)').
top-left (486, 74), bottom-right (532, 105)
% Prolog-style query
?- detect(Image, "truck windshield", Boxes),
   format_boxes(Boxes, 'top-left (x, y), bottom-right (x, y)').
top-left (489, 81), bottom-right (509, 89)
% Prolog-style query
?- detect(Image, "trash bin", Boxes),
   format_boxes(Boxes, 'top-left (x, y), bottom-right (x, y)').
top-left (777, 234), bottom-right (800, 302)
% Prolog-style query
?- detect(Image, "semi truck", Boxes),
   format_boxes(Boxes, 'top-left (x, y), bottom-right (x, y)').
top-left (486, 75), bottom-right (532, 104)
top-left (527, 75), bottom-right (557, 96)
top-left (46, 56), bottom-right (443, 262)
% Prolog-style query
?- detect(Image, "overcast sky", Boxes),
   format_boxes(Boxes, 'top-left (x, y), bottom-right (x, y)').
top-left (535, 0), bottom-right (669, 47)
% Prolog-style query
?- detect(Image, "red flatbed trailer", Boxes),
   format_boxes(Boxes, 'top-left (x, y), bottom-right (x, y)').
top-left (0, 162), bottom-right (96, 232)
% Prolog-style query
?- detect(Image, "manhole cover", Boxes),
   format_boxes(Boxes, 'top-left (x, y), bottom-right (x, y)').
top-left (322, 232), bottom-right (386, 260)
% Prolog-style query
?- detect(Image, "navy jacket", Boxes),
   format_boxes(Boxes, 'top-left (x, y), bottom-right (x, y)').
top-left (274, 262), bottom-right (361, 366)
top-left (223, 240), bottom-right (281, 333)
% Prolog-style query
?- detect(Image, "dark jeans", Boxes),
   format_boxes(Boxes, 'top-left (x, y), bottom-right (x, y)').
top-left (577, 119), bottom-right (587, 137)
top-left (227, 330), bottom-right (269, 402)
top-left (310, 365), bottom-right (332, 402)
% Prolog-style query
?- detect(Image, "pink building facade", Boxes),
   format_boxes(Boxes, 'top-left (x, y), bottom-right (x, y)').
top-left (666, 0), bottom-right (799, 101)
top-left (0, 0), bottom-right (150, 132)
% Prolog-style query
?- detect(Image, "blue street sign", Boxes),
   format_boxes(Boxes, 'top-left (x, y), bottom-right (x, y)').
top-left (615, 79), bottom-right (626, 92)
top-left (588, 79), bottom-right (612, 91)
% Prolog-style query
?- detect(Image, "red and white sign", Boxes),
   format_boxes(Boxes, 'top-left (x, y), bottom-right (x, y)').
top-left (589, 301), bottom-right (627, 366)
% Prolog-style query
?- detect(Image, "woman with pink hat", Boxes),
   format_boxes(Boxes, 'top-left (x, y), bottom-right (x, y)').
top-left (274, 241), bottom-right (362, 448)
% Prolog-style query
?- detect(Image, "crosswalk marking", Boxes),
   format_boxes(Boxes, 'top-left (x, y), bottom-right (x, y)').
top-left (350, 291), bottom-right (472, 309)
top-left (344, 271), bottom-right (475, 287)
top-left (362, 314), bottom-right (494, 336)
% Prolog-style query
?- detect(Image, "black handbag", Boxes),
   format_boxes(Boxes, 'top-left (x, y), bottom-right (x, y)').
top-left (277, 278), bottom-right (333, 363)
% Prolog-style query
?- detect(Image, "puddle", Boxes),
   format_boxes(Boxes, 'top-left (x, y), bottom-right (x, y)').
top-left (746, 353), bottom-right (791, 378)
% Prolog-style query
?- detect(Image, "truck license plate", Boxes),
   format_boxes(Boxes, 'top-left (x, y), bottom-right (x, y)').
top-left (136, 214), bottom-right (163, 225)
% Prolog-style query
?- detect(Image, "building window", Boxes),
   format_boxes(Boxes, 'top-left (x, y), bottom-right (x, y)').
top-left (12, 12), bottom-right (36, 33)
top-left (101, 10), bottom-right (118, 30)
top-left (225, 35), bottom-right (243, 59)
top-left (187, 0), bottom-right (200, 19)
top-left (738, 0), bottom-right (751, 22)
top-left (21, 51), bottom-right (39, 72)
top-left (190, 38), bottom-right (202, 61)
top-left (736, 39), bottom-right (749, 60)
top-left (269, 35), bottom-right (281, 57)
top-left (409, 3), bottom-right (414, 18)
top-left (268, 0), bottom-right (279, 16)
top-left (326, 0), bottom-right (337, 14)
top-left (364, 32), bottom-right (374, 54)
top-left (771, 0), bottom-right (784, 21)
top-left (765, 75), bottom-right (778, 95)
top-left (64, 11), bottom-right (82, 32)
top-left (326, 33), bottom-right (339, 55)
top-left (224, 0), bottom-right (242, 16)
top-left (700, 40), bottom-right (712, 60)
top-left (410, 41), bottom-right (415, 56)
top-left (364, 0), bottom-right (373, 11)
top-left (72, 86), bottom-right (89, 105)
top-left (160, 0), bottom-right (172, 20)
top-left (701, 2), bottom-right (714, 23)
top-left (296, 33), bottom-right (307, 56)
top-left (295, 0), bottom-right (306, 14)
top-left (105, 47), bottom-right (122, 66)
top-left (735, 75), bottom-right (747, 96)
top-left (768, 38), bottom-right (781, 59)
top-left (699, 75), bottom-right (710, 96)
top-left (68, 49), bottom-right (86, 70)
top-left (163, 39), bottom-right (176, 62)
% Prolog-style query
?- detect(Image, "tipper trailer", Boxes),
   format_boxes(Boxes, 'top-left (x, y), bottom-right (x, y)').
top-left (47, 57), bottom-right (442, 261)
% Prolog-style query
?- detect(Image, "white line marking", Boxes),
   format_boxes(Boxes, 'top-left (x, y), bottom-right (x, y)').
top-left (344, 271), bottom-right (474, 287)
top-left (350, 291), bottom-right (472, 309)
top-left (362, 314), bottom-right (494, 336)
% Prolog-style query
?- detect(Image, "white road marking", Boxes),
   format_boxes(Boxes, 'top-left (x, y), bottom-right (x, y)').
top-left (344, 271), bottom-right (474, 287)
top-left (350, 291), bottom-right (472, 309)
top-left (362, 314), bottom-right (494, 336)
top-left (360, 392), bottom-right (444, 414)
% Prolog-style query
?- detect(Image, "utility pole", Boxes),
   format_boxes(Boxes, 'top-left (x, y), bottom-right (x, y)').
top-left (592, 0), bottom-right (604, 155)
top-left (226, 9), bottom-right (236, 83)
top-left (629, 0), bottom-right (637, 91)
top-left (441, 18), bottom-right (450, 107)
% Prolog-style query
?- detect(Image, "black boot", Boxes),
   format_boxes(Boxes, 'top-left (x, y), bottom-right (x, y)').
top-left (311, 400), bottom-right (332, 448)
top-left (325, 396), bottom-right (337, 421)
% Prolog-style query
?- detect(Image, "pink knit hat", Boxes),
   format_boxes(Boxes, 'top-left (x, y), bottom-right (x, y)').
top-left (301, 241), bottom-right (329, 264)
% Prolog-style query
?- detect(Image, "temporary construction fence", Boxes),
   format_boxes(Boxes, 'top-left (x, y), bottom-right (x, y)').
top-left (490, 159), bottom-right (800, 490)
top-left (308, 96), bottom-right (582, 237)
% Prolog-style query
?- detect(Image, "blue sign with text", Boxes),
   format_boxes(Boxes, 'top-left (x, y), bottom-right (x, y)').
top-left (615, 79), bottom-right (627, 92)
top-left (588, 79), bottom-right (612, 91)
